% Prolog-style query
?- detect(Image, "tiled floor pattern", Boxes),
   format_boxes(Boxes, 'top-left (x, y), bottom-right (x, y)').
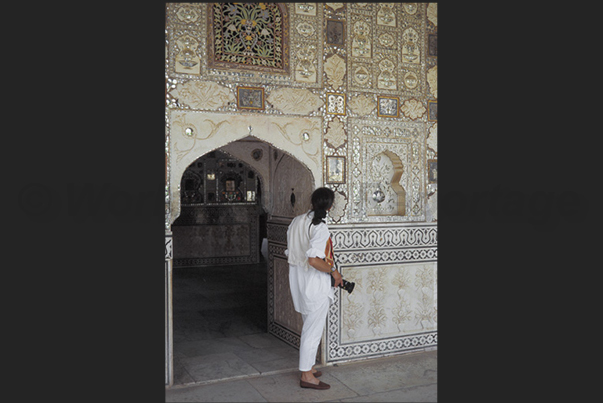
top-left (171, 262), bottom-right (301, 386)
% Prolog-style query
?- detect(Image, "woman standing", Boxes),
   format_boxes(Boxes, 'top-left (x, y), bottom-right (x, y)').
top-left (285, 187), bottom-right (343, 390)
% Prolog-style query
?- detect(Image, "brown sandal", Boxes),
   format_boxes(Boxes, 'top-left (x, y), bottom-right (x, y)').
top-left (300, 380), bottom-right (330, 390)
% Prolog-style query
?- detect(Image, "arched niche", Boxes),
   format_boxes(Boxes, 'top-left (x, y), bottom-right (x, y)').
top-left (367, 150), bottom-right (406, 216)
top-left (168, 111), bottom-right (323, 224)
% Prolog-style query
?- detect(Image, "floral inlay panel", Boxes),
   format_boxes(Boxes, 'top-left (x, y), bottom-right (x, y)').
top-left (208, 3), bottom-right (289, 73)
top-left (337, 262), bottom-right (437, 344)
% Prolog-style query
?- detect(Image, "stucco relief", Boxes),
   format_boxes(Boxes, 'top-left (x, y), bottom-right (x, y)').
top-left (400, 98), bottom-right (426, 120)
top-left (326, 116), bottom-right (346, 149)
top-left (325, 53), bottom-right (346, 90)
top-left (169, 81), bottom-right (235, 110)
top-left (427, 65), bottom-right (437, 99)
top-left (174, 33), bottom-right (201, 75)
top-left (267, 87), bottom-right (322, 115)
top-left (348, 94), bottom-right (376, 116)
top-left (340, 263), bottom-right (437, 343)
top-left (294, 43), bottom-right (318, 83)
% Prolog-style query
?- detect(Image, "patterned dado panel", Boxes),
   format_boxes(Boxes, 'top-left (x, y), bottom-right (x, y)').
top-left (266, 221), bottom-right (437, 361)
top-left (326, 222), bottom-right (437, 362)
top-left (172, 204), bottom-right (260, 266)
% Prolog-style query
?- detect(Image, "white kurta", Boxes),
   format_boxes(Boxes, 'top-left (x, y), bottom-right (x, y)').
top-left (285, 211), bottom-right (335, 315)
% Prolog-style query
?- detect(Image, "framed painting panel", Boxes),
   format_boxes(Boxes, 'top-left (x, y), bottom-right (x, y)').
top-left (428, 159), bottom-right (437, 184)
top-left (326, 156), bottom-right (346, 184)
top-left (428, 100), bottom-right (437, 121)
top-left (237, 86), bottom-right (265, 110)
top-left (377, 96), bottom-right (400, 118)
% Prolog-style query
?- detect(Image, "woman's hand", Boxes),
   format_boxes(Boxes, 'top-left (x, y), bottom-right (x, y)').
top-left (331, 270), bottom-right (343, 288)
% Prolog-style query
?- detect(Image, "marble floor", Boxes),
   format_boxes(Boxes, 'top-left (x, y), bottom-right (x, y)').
top-left (171, 261), bottom-right (301, 386)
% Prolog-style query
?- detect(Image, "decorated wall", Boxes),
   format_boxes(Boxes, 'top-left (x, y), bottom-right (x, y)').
top-left (165, 2), bottom-right (437, 373)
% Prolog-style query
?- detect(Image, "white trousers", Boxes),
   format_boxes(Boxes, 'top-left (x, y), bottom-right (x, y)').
top-left (298, 298), bottom-right (330, 372)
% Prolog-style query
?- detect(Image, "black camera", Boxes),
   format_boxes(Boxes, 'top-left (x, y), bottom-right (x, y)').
top-left (331, 275), bottom-right (355, 294)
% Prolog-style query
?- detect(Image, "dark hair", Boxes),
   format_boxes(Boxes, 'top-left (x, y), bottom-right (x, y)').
top-left (310, 187), bottom-right (335, 225)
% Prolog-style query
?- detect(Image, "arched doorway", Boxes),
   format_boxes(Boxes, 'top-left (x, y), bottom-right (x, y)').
top-left (169, 136), bottom-right (316, 385)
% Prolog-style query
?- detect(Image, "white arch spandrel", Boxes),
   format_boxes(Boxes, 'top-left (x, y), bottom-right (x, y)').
top-left (168, 110), bottom-right (323, 223)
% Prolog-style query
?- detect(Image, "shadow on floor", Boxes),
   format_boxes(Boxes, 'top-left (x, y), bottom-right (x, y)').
top-left (172, 262), bottom-right (300, 385)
